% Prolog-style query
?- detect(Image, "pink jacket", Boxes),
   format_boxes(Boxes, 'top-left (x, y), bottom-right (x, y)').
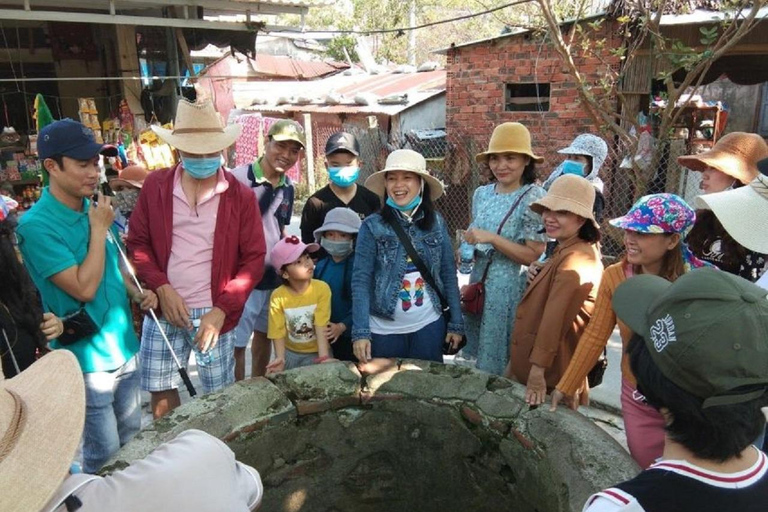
top-left (127, 166), bottom-right (266, 334)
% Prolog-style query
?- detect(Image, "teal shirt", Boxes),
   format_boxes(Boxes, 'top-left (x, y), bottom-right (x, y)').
top-left (17, 188), bottom-right (139, 373)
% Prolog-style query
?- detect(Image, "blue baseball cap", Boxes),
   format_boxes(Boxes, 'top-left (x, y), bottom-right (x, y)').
top-left (37, 119), bottom-right (117, 160)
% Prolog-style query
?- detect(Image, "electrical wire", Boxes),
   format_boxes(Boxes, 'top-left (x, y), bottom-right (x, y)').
top-left (277, 0), bottom-right (535, 35)
top-left (0, 21), bottom-right (21, 93)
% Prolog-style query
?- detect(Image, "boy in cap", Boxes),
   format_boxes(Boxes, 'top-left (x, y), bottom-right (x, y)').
top-left (299, 131), bottom-right (380, 245)
top-left (17, 119), bottom-right (158, 473)
top-left (128, 99), bottom-right (266, 419)
top-left (231, 119), bottom-right (305, 379)
top-left (312, 207), bottom-right (361, 361)
top-left (583, 268), bottom-right (768, 512)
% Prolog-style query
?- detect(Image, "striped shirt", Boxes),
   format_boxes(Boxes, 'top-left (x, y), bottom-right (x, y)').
top-left (583, 448), bottom-right (768, 512)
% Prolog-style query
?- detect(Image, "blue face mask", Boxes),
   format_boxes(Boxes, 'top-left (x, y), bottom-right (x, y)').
top-left (320, 237), bottom-right (354, 258)
top-left (386, 195), bottom-right (422, 212)
top-left (328, 166), bottom-right (360, 188)
top-left (181, 155), bottom-right (221, 179)
top-left (561, 159), bottom-right (586, 177)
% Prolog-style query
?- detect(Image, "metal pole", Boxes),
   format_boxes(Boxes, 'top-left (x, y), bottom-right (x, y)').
top-left (108, 232), bottom-right (197, 397)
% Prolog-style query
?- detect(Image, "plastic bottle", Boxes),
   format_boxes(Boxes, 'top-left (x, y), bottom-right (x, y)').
top-left (184, 318), bottom-right (214, 366)
top-left (459, 241), bottom-right (474, 274)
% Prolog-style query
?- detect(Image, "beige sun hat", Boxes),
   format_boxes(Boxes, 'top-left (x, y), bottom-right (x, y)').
top-left (152, 99), bottom-right (242, 155)
top-left (0, 350), bottom-right (85, 512)
top-left (530, 174), bottom-right (598, 229)
top-left (109, 164), bottom-right (149, 189)
top-left (695, 158), bottom-right (768, 254)
top-left (676, 132), bottom-right (768, 185)
top-left (475, 122), bottom-right (544, 163)
top-left (364, 149), bottom-right (445, 201)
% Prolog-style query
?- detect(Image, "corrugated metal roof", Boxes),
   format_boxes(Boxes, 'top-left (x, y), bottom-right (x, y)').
top-left (251, 53), bottom-right (348, 79)
top-left (659, 6), bottom-right (768, 25)
top-left (236, 69), bottom-right (446, 116)
top-left (199, 52), bottom-right (349, 80)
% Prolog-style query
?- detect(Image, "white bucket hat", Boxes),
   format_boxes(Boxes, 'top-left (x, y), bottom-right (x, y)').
top-left (152, 99), bottom-right (242, 155)
top-left (695, 159), bottom-right (768, 254)
top-left (364, 149), bottom-right (445, 201)
top-left (0, 351), bottom-right (85, 512)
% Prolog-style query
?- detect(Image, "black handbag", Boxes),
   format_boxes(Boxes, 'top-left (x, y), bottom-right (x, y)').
top-left (587, 348), bottom-right (608, 388)
top-left (385, 215), bottom-right (467, 356)
top-left (58, 305), bottom-right (99, 346)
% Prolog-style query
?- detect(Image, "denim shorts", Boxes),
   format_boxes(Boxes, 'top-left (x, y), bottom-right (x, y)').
top-left (234, 289), bottom-right (271, 348)
top-left (140, 307), bottom-right (235, 394)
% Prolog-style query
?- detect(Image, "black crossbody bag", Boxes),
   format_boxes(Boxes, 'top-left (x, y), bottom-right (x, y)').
top-left (385, 215), bottom-right (467, 356)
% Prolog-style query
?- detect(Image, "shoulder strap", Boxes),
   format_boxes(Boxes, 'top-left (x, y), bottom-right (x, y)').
top-left (477, 185), bottom-right (535, 284)
top-left (386, 215), bottom-right (449, 311)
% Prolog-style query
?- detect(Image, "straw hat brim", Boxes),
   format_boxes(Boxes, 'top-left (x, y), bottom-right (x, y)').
top-left (475, 150), bottom-right (544, 164)
top-left (108, 177), bottom-right (143, 189)
top-left (677, 151), bottom-right (758, 185)
top-left (152, 124), bottom-right (242, 154)
top-left (696, 180), bottom-right (768, 254)
top-left (530, 193), bottom-right (599, 229)
top-left (0, 351), bottom-right (85, 512)
top-left (364, 169), bottom-right (445, 201)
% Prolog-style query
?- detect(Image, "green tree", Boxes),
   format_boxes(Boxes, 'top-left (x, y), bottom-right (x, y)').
top-left (326, 35), bottom-right (360, 63)
top-left (534, 0), bottom-right (765, 198)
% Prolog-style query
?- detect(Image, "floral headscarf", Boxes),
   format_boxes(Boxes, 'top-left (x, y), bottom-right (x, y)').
top-left (609, 193), bottom-right (712, 271)
top-left (543, 134), bottom-right (608, 193)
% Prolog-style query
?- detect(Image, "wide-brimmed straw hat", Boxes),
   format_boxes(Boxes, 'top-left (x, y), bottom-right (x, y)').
top-left (676, 132), bottom-right (768, 185)
top-left (695, 158), bottom-right (768, 253)
top-left (475, 122), bottom-right (543, 163)
top-left (152, 99), bottom-right (242, 155)
top-left (364, 149), bottom-right (445, 201)
top-left (108, 164), bottom-right (149, 189)
top-left (0, 351), bottom-right (85, 512)
top-left (530, 174), bottom-right (598, 228)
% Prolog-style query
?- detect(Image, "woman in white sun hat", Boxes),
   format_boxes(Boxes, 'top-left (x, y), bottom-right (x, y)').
top-left (696, 157), bottom-right (768, 288)
top-left (682, 132), bottom-right (768, 282)
top-left (351, 149), bottom-right (464, 364)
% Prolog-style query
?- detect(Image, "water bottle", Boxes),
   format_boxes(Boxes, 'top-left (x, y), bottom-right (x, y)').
top-left (185, 318), bottom-right (214, 367)
top-left (459, 241), bottom-right (475, 274)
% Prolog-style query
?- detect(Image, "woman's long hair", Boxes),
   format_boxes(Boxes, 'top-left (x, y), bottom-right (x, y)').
top-left (381, 180), bottom-right (436, 231)
top-left (686, 209), bottom-right (746, 274)
top-left (0, 220), bottom-right (46, 347)
top-left (624, 234), bottom-right (686, 282)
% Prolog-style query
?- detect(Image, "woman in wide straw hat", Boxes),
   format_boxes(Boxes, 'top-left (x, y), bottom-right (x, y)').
top-left (505, 174), bottom-right (603, 409)
top-left (351, 149), bottom-right (464, 364)
top-left (461, 122), bottom-right (548, 376)
top-left (0, 351), bottom-right (265, 512)
top-left (551, 193), bottom-right (710, 469)
top-left (681, 132), bottom-right (768, 281)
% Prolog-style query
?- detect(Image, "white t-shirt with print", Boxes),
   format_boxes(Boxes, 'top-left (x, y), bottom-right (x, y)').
top-left (370, 259), bottom-right (440, 335)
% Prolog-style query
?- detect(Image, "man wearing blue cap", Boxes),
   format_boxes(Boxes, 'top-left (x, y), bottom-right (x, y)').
top-left (16, 118), bottom-right (157, 473)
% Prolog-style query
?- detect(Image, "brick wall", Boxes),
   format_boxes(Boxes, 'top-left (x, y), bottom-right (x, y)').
top-left (445, 21), bottom-right (623, 179)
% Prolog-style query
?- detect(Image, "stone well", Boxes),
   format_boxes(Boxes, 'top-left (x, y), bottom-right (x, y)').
top-left (108, 361), bottom-right (638, 512)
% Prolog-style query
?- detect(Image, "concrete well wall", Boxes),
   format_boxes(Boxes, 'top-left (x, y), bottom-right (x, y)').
top-left (108, 361), bottom-right (638, 512)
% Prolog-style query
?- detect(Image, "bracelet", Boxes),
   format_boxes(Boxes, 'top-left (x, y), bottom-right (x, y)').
top-left (313, 355), bottom-right (330, 364)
